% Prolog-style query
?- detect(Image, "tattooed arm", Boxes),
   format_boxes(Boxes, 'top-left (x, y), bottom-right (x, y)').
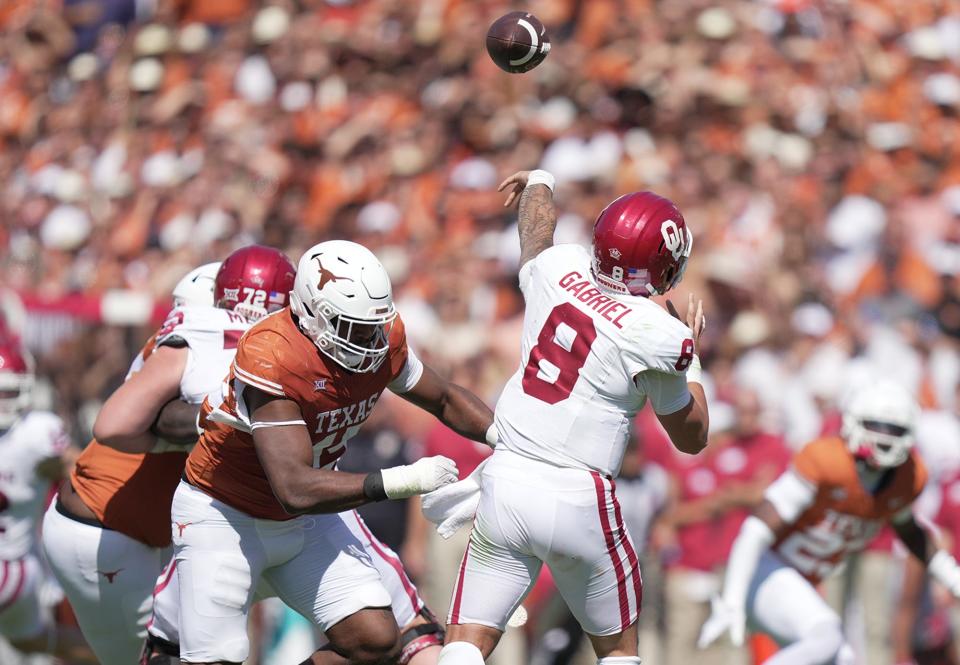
top-left (498, 170), bottom-right (558, 268)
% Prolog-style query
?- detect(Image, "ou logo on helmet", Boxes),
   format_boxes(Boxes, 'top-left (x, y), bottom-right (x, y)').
top-left (661, 220), bottom-right (685, 261)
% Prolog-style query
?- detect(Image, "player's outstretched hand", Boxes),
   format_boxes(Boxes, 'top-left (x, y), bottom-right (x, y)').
top-left (667, 293), bottom-right (706, 346)
top-left (498, 171), bottom-right (531, 208)
top-left (697, 595), bottom-right (745, 649)
top-left (381, 456), bottom-right (460, 500)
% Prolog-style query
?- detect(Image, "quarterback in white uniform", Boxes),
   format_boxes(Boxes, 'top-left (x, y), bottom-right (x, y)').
top-left (0, 339), bottom-right (94, 663)
top-left (437, 171), bottom-right (710, 665)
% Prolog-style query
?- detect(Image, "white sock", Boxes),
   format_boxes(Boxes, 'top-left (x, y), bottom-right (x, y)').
top-left (438, 641), bottom-right (485, 665)
top-left (597, 658), bottom-right (641, 664)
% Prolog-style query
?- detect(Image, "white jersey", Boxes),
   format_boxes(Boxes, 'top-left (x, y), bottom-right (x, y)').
top-left (149, 305), bottom-right (251, 405)
top-left (495, 244), bottom-right (694, 477)
top-left (0, 412), bottom-right (69, 559)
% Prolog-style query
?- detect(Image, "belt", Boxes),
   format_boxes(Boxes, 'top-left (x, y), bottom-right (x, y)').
top-left (55, 493), bottom-right (111, 530)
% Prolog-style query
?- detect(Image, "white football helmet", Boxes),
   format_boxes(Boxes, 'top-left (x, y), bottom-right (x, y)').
top-left (0, 342), bottom-right (33, 430)
top-left (172, 262), bottom-right (221, 308)
top-left (289, 240), bottom-right (396, 373)
top-left (842, 380), bottom-right (919, 468)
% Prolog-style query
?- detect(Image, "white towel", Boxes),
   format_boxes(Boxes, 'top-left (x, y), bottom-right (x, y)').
top-left (420, 459), bottom-right (488, 539)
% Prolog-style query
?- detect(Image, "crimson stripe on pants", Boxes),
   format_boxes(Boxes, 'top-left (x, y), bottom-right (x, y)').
top-left (449, 538), bottom-right (472, 624)
top-left (0, 561), bottom-right (9, 600)
top-left (0, 560), bottom-right (25, 613)
top-left (609, 478), bottom-right (643, 615)
top-left (353, 513), bottom-right (422, 615)
top-left (591, 471), bottom-right (629, 631)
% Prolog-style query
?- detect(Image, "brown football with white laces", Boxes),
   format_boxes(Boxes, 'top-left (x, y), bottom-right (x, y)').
top-left (485, 12), bottom-right (551, 73)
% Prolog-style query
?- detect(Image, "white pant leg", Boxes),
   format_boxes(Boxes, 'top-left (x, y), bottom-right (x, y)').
top-left (445, 458), bottom-right (542, 631)
top-left (748, 551), bottom-right (848, 664)
top-left (451, 452), bottom-right (642, 637)
top-left (173, 481), bottom-right (392, 662)
top-left (172, 482), bottom-right (270, 664)
top-left (146, 556), bottom-right (179, 644)
top-left (149, 554), bottom-right (277, 647)
top-left (41, 501), bottom-right (162, 665)
top-left (343, 510), bottom-right (425, 629)
top-left (0, 554), bottom-right (50, 642)
top-left (545, 472), bottom-right (643, 637)
top-left (261, 511), bottom-right (391, 632)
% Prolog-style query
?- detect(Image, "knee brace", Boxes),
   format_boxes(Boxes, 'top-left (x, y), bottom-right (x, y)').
top-left (399, 611), bottom-right (445, 665)
top-left (438, 641), bottom-right (485, 665)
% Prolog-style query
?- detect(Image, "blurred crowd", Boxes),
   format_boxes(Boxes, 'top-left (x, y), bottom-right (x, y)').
top-left (3, 0), bottom-right (960, 663)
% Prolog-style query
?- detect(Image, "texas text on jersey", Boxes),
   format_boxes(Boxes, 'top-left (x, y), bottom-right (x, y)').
top-left (494, 243), bottom-right (695, 477)
top-left (769, 435), bottom-right (927, 584)
top-left (184, 306), bottom-right (422, 520)
top-left (70, 305), bottom-right (250, 547)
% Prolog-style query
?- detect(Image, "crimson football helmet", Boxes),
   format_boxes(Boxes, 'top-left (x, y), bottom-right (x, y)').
top-left (0, 342), bottom-right (33, 430)
top-left (591, 192), bottom-right (692, 297)
top-left (214, 245), bottom-right (297, 322)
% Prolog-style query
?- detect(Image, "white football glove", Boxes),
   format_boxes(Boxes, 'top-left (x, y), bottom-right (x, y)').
top-left (697, 596), bottom-right (746, 649)
top-left (381, 456), bottom-right (459, 499)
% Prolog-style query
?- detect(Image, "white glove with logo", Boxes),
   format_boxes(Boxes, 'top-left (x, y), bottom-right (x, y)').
top-left (698, 596), bottom-right (746, 649)
top-left (381, 456), bottom-right (459, 499)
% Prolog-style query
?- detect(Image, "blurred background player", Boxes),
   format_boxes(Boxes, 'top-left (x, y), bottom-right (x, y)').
top-left (41, 247), bottom-right (293, 665)
top-left (0, 338), bottom-right (94, 663)
top-left (170, 239), bottom-right (496, 665)
top-left (699, 381), bottom-right (960, 665)
top-left (436, 170), bottom-right (709, 665)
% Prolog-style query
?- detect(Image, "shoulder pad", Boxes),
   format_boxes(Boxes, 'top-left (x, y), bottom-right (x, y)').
top-left (622, 304), bottom-right (694, 376)
top-left (156, 306), bottom-right (250, 348)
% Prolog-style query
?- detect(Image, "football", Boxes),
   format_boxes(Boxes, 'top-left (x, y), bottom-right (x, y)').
top-left (485, 11), bottom-right (551, 73)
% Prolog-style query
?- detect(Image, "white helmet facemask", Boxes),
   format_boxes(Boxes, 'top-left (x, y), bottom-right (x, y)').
top-left (290, 241), bottom-right (397, 374)
top-left (842, 381), bottom-right (918, 469)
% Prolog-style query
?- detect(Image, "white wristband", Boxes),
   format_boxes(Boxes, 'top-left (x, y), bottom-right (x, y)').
top-left (929, 550), bottom-right (960, 597)
top-left (686, 353), bottom-right (703, 385)
top-left (526, 169), bottom-right (555, 192)
top-left (485, 422), bottom-right (499, 449)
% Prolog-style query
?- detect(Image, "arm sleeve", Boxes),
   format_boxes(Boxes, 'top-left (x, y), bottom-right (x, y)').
top-left (764, 469), bottom-right (817, 522)
top-left (389, 344), bottom-right (425, 394)
top-left (29, 413), bottom-right (71, 461)
top-left (721, 516), bottom-right (775, 612)
top-left (634, 370), bottom-right (692, 415)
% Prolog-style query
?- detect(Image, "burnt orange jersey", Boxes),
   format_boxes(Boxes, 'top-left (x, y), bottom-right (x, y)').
top-left (184, 308), bottom-right (418, 521)
top-left (771, 436), bottom-right (927, 584)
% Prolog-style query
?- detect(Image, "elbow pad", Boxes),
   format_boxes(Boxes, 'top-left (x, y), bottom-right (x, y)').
top-left (722, 516), bottom-right (775, 612)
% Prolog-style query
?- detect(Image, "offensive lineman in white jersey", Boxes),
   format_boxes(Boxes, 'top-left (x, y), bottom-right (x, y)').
top-left (437, 171), bottom-right (710, 665)
top-left (40, 256), bottom-right (267, 665)
top-left (0, 338), bottom-right (95, 663)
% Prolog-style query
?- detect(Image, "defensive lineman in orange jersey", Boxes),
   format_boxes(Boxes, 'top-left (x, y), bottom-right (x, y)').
top-left (172, 240), bottom-right (496, 665)
top-left (699, 381), bottom-right (960, 665)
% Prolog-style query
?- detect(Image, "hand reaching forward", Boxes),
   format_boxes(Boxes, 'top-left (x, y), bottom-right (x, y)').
top-left (667, 293), bottom-right (706, 348)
